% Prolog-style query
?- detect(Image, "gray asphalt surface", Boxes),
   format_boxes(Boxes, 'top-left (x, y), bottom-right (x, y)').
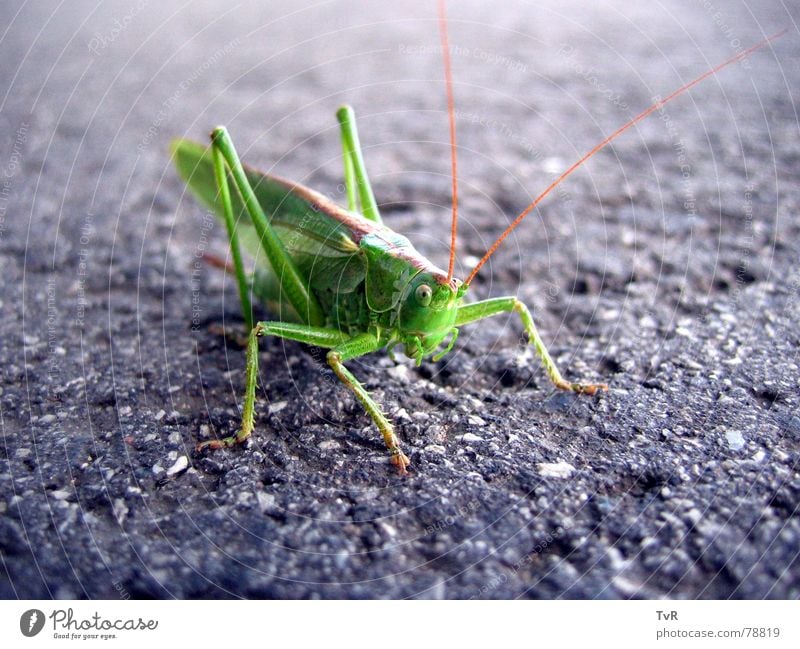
top-left (1, 0), bottom-right (799, 599)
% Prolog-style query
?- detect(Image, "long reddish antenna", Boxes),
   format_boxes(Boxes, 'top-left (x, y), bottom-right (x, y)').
top-left (465, 29), bottom-right (787, 286)
top-left (438, 0), bottom-right (459, 283)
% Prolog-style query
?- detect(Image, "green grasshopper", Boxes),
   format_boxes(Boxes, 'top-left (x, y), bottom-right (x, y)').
top-left (171, 4), bottom-right (781, 474)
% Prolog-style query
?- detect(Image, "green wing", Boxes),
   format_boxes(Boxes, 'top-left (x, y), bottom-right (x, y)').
top-left (171, 138), bottom-right (365, 294)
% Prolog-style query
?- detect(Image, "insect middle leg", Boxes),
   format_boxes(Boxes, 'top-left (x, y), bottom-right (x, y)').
top-left (197, 322), bottom-right (349, 451)
top-left (455, 296), bottom-right (608, 394)
top-left (198, 324), bottom-right (410, 474)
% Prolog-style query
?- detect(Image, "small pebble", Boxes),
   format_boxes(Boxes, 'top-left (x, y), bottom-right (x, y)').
top-left (725, 430), bottom-right (745, 451)
top-left (268, 401), bottom-right (288, 414)
top-left (424, 445), bottom-right (446, 454)
top-left (112, 498), bottom-right (129, 525)
top-left (166, 455), bottom-right (189, 477)
top-left (458, 433), bottom-right (483, 444)
top-left (387, 363), bottom-right (410, 382)
top-left (538, 461), bottom-right (575, 479)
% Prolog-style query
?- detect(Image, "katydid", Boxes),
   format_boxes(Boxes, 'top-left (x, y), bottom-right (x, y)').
top-left (171, 3), bottom-right (783, 474)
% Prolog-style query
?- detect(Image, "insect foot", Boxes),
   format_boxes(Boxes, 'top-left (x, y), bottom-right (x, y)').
top-left (196, 428), bottom-right (250, 452)
top-left (559, 380), bottom-right (609, 396)
top-left (390, 446), bottom-right (411, 476)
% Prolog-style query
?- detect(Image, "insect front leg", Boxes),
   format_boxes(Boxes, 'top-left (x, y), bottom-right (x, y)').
top-left (455, 296), bottom-right (608, 395)
top-left (326, 333), bottom-right (410, 474)
top-left (197, 321), bottom-right (350, 451)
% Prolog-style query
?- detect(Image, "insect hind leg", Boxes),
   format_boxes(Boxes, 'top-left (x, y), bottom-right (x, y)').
top-left (209, 126), bottom-right (324, 327)
top-left (336, 105), bottom-right (382, 224)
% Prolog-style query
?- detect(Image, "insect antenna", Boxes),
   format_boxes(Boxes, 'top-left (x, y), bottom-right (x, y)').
top-left (438, 0), bottom-right (459, 284)
top-left (465, 29), bottom-right (787, 286)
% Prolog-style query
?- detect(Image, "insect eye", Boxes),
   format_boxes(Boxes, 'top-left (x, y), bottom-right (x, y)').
top-left (415, 284), bottom-right (433, 307)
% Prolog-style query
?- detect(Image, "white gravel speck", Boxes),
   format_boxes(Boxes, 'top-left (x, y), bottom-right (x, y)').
top-left (725, 430), bottom-right (745, 451)
top-left (112, 498), bottom-right (129, 525)
top-left (257, 492), bottom-right (278, 513)
top-left (387, 363), bottom-right (411, 382)
top-left (268, 401), bottom-right (288, 414)
top-left (380, 522), bottom-right (398, 538)
top-left (166, 455), bottom-right (189, 477)
top-left (458, 433), bottom-right (483, 444)
top-left (538, 461), bottom-right (575, 479)
top-left (154, 409), bottom-right (166, 421)
top-left (424, 444), bottom-right (446, 454)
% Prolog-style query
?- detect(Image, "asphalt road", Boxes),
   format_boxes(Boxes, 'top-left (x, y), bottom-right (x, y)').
top-left (1, 0), bottom-right (798, 598)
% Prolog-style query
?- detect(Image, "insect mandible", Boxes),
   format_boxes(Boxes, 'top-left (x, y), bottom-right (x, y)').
top-left (171, 1), bottom-right (782, 473)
